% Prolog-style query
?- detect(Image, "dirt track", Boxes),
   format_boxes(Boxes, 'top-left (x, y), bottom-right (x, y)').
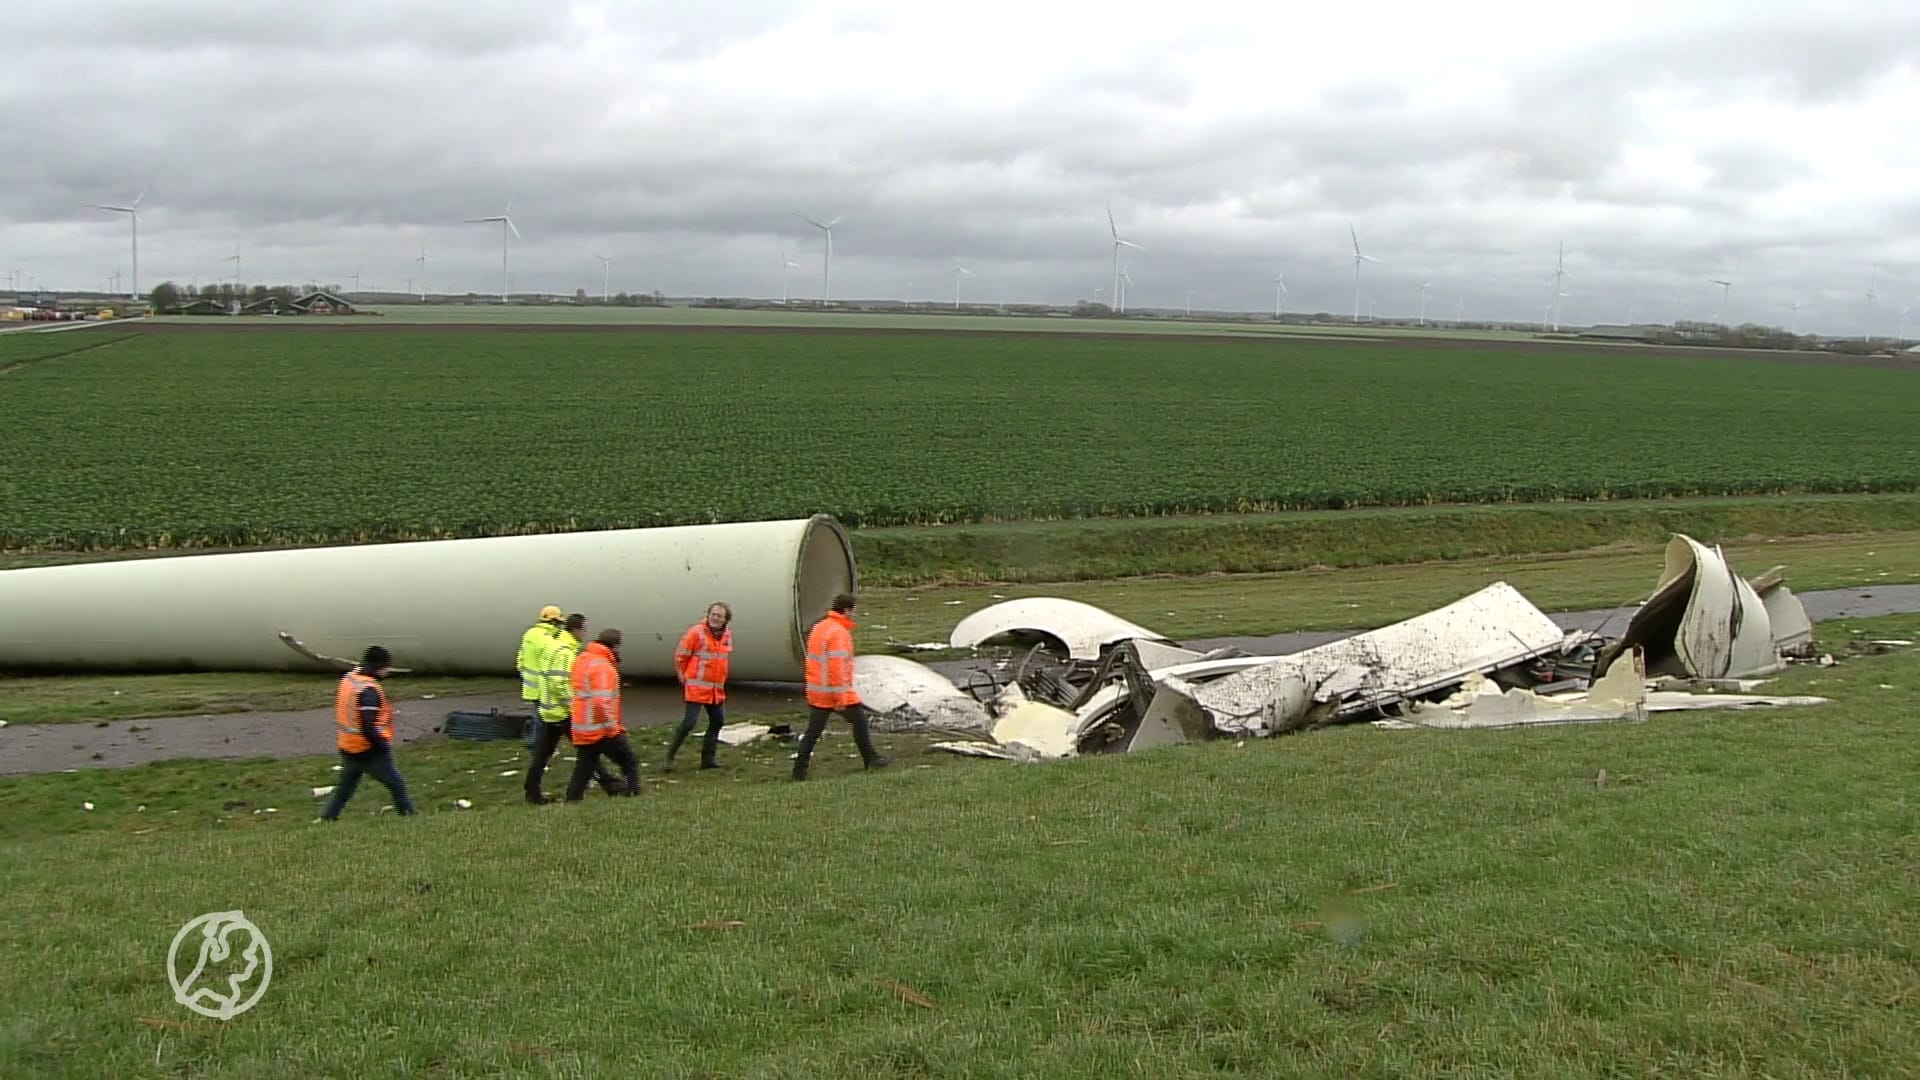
top-left (0, 679), bottom-right (811, 777)
top-left (117, 319), bottom-right (1920, 370)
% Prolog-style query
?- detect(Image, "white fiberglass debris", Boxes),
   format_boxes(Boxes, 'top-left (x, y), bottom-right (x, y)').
top-left (1390, 650), bottom-right (1649, 730)
top-left (312, 786), bottom-right (334, 797)
top-left (82, 801), bottom-right (94, 811)
top-left (1600, 535), bottom-right (1787, 681)
top-left (856, 655), bottom-right (991, 733)
top-left (1168, 582), bottom-right (1571, 737)
top-left (948, 597), bottom-right (1171, 661)
top-left (455, 799), bottom-right (473, 809)
top-left (989, 701), bottom-right (1081, 759)
top-left (498, 770), bottom-right (518, 777)
top-left (716, 723), bottom-right (771, 746)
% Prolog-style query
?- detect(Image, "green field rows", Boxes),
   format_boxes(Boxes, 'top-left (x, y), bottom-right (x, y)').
top-left (1, 328), bottom-right (1916, 550)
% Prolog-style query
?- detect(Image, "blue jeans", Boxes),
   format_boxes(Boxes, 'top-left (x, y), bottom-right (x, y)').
top-left (320, 749), bottom-right (416, 820)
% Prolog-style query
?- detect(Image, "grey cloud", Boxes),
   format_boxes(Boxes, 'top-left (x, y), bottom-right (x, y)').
top-left (2, 2), bottom-right (1916, 335)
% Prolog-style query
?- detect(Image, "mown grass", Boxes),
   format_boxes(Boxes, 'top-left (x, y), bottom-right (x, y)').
top-left (1, 616), bottom-right (1915, 1076)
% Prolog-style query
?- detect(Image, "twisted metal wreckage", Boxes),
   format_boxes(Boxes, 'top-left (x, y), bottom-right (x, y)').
top-left (858, 533), bottom-right (1833, 763)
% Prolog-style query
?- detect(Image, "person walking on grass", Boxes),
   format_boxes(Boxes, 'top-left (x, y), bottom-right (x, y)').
top-left (792, 592), bottom-right (890, 781)
top-left (516, 604), bottom-right (565, 737)
top-left (566, 629), bottom-right (642, 801)
top-left (664, 601), bottom-right (734, 771)
top-left (319, 645), bottom-right (417, 821)
top-left (528, 613), bottom-right (619, 803)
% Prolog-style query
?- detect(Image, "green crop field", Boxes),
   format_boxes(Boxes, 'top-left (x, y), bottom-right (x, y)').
top-left (1, 326), bottom-right (1916, 551)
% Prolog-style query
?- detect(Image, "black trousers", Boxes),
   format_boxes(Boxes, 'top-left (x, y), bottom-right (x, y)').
top-left (668, 701), bottom-right (726, 765)
top-left (794, 703), bottom-right (883, 775)
top-left (320, 748), bottom-right (415, 820)
top-left (527, 720), bottom-right (617, 799)
top-left (566, 734), bottom-right (641, 801)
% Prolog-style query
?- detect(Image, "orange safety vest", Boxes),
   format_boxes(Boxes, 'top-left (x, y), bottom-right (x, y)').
top-left (334, 671), bottom-right (394, 754)
top-left (570, 642), bottom-right (625, 745)
top-left (675, 623), bottom-right (732, 704)
top-left (804, 611), bottom-right (860, 708)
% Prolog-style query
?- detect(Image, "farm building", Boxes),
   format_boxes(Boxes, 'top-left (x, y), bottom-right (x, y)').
top-left (239, 292), bottom-right (357, 316)
top-left (294, 291), bottom-right (355, 315)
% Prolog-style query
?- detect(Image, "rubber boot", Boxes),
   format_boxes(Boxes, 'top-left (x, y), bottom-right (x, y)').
top-left (850, 710), bottom-right (890, 770)
top-left (699, 719), bottom-right (723, 770)
top-left (662, 718), bottom-right (694, 771)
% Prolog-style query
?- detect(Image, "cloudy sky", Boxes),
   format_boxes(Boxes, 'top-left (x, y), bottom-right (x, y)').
top-left (4, 0), bottom-right (1918, 333)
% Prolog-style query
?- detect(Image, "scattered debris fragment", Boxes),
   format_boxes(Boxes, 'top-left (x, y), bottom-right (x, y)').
top-left (917, 533), bottom-right (1840, 764)
top-left (873, 976), bottom-right (937, 1009)
top-left (312, 786), bottom-right (334, 797)
top-left (948, 597), bottom-right (1172, 661)
top-left (455, 799), bottom-right (473, 809)
top-left (1596, 534), bottom-right (1808, 681)
top-left (82, 801), bottom-right (94, 811)
top-left (716, 723), bottom-right (772, 746)
top-left (857, 655), bottom-right (992, 734)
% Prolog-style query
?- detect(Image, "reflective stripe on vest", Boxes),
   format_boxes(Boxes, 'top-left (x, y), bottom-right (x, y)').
top-left (806, 648), bottom-right (854, 693)
top-left (573, 688), bottom-right (617, 734)
top-left (689, 647), bottom-right (728, 689)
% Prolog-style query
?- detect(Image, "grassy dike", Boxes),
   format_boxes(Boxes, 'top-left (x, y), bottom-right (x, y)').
top-left (848, 493), bottom-right (1920, 585)
top-left (1, 614), bottom-right (1916, 1076)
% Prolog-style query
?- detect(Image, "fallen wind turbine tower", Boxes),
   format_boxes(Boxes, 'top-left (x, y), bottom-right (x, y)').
top-left (0, 517), bottom-right (857, 682)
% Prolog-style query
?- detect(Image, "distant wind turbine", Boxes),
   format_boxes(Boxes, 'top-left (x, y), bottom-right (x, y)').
top-left (87, 188), bottom-right (145, 301)
top-left (779, 246), bottom-right (799, 304)
top-left (463, 201), bottom-right (520, 303)
top-left (798, 213), bottom-right (841, 302)
top-left (952, 257), bottom-right (972, 309)
top-left (1348, 224), bottom-right (1377, 323)
top-left (224, 242), bottom-right (241, 300)
top-left (594, 253), bottom-right (611, 302)
top-left (1108, 204), bottom-right (1143, 314)
top-left (1418, 280), bottom-right (1432, 326)
top-left (1864, 265), bottom-right (1879, 341)
top-left (1549, 243), bottom-right (1570, 331)
top-left (1710, 277), bottom-right (1733, 325)
top-left (1272, 272), bottom-right (1288, 318)
top-left (1118, 262), bottom-right (1134, 313)
top-left (1787, 297), bottom-right (1802, 335)
top-left (416, 243), bottom-right (429, 300)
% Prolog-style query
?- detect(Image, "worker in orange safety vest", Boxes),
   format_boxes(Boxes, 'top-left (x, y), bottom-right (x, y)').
top-left (664, 601), bottom-right (733, 771)
top-left (564, 629), bottom-right (642, 801)
top-left (792, 592), bottom-right (891, 781)
top-left (319, 645), bottom-right (417, 820)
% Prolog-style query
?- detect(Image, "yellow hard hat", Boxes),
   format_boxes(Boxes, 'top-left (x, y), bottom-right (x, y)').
top-left (538, 605), bottom-right (564, 622)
